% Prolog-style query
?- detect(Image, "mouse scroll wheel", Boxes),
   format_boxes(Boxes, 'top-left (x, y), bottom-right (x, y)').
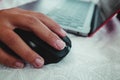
top-left (29, 41), bottom-right (37, 48)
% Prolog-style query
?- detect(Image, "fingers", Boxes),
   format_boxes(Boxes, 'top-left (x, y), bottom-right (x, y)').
top-left (32, 12), bottom-right (67, 37)
top-left (0, 48), bottom-right (24, 68)
top-left (0, 28), bottom-right (44, 68)
top-left (12, 14), bottom-right (66, 50)
top-left (0, 8), bottom-right (67, 68)
top-left (1, 8), bottom-right (66, 50)
top-left (15, 9), bottom-right (67, 37)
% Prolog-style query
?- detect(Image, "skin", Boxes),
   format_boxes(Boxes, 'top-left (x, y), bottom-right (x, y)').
top-left (0, 8), bottom-right (67, 68)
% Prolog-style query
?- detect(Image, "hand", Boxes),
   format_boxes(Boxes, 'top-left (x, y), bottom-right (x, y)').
top-left (0, 8), bottom-right (66, 68)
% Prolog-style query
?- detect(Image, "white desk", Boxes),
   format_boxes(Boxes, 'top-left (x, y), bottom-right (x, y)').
top-left (0, 1), bottom-right (120, 80)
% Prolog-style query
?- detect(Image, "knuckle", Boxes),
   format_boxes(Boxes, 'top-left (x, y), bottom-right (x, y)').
top-left (5, 32), bottom-right (18, 45)
top-left (39, 13), bottom-right (45, 16)
top-left (47, 31), bottom-right (54, 39)
top-left (54, 25), bottom-right (62, 31)
top-left (47, 31), bottom-right (59, 42)
top-left (0, 30), bottom-right (18, 45)
top-left (36, 13), bottom-right (46, 19)
top-left (49, 21), bottom-right (61, 28)
top-left (25, 16), bottom-right (38, 26)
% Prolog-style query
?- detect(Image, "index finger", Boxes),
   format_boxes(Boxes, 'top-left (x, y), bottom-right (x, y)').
top-left (16, 9), bottom-right (67, 37)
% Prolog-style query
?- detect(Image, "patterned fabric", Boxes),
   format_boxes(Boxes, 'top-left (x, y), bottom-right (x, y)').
top-left (0, 0), bottom-right (36, 10)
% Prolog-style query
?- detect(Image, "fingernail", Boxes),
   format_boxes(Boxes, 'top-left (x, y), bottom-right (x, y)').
top-left (55, 40), bottom-right (66, 50)
top-left (14, 62), bottom-right (24, 68)
top-left (33, 58), bottom-right (44, 68)
top-left (60, 29), bottom-right (67, 36)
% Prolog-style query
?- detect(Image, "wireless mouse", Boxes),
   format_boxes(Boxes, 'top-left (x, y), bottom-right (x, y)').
top-left (0, 29), bottom-right (71, 64)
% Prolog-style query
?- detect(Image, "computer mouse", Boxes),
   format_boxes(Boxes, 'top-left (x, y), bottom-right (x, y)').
top-left (0, 29), bottom-right (71, 64)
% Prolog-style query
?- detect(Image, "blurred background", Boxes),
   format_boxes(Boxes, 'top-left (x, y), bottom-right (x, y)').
top-left (83, 0), bottom-right (120, 21)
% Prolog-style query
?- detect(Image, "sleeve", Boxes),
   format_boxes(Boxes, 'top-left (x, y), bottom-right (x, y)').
top-left (0, 0), bottom-right (37, 10)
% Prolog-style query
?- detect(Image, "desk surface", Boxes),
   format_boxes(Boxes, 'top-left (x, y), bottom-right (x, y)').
top-left (0, 1), bottom-right (120, 80)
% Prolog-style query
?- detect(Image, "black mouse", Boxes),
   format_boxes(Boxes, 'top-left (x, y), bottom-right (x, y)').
top-left (0, 29), bottom-right (71, 64)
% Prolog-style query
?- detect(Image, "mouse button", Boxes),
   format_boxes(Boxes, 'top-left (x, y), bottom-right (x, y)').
top-left (29, 37), bottom-right (58, 56)
top-left (14, 29), bottom-right (35, 40)
top-left (29, 36), bottom-right (60, 53)
top-left (33, 47), bottom-right (61, 64)
top-left (14, 29), bottom-right (31, 41)
top-left (62, 36), bottom-right (71, 47)
top-left (14, 29), bottom-right (27, 35)
top-left (35, 44), bottom-right (63, 58)
top-left (54, 46), bottom-right (70, 57)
